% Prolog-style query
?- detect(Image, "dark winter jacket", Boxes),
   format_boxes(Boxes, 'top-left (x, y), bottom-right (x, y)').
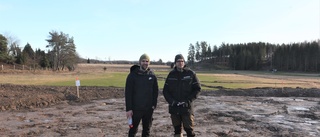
top-left (163, 66), bottom-right (201, 115)
top-left (125, 65), bottom-right (159, 111)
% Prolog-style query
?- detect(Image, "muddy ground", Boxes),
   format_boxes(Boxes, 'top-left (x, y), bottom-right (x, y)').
top-left (0, 84), bottom-right (319, 137)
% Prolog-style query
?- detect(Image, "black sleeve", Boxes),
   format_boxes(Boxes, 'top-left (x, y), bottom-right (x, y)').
top-left (187, 73), bottom-right (201, 102)
top-left (125, 73), bottom-right (134, 111)
top-left (163, 74), bottom-right (175, 105)
top-left (152, 75), bottom-right (159, 109)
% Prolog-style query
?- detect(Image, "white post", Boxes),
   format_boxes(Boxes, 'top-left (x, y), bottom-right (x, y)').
top-left (75, 77), bottom-right (81, 98)
top-left (1, 65), bottom-right (3, 70)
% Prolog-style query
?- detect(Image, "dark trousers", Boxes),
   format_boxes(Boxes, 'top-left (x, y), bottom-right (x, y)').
top-left (128, 109), bottom-right (154, 137)
top-left (171, 114), bottom-right (195, 137)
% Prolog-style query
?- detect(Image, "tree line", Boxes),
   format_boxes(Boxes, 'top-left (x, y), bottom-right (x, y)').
top-left (1, 30), bottom-right (319, 72)
top-left (0, 31), bottom-right (78, 71)
top-left (187, 40), bottom-right (320, 72)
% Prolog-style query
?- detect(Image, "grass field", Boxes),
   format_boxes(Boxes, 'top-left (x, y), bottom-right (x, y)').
top-left (0, 63), bottom-right (319, 89)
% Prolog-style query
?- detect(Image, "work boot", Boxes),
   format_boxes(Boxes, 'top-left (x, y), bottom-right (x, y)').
top-left (174, 133), bottom-right (183, 137)
top-left (184, 128), bottom-right (195, 137)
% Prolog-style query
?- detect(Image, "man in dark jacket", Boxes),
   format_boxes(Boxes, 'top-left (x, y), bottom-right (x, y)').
top-left (163, 54), bottom-right (201, 137)
top-left (125, 53), bottom-right (159, 137)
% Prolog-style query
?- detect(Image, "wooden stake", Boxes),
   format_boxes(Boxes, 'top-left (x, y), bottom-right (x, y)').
top-left (77, 86), bottom-right (80, 98)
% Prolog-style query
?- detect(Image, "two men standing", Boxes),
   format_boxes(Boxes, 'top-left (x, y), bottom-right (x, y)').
top-left (125, 53), bottom-right (201, 137)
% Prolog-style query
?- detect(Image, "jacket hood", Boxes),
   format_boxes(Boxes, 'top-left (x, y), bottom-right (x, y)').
top-left (130, 65), bottom-right (140, 72)
top-left (130, 65), bottom-right (153, 75)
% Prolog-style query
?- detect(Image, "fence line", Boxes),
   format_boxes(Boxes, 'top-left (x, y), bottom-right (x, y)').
top-left (1, 64), bottom-right (49, 71)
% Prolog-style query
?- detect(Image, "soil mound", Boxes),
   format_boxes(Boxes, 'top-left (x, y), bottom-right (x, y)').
top-left (1, 84), bottom-right (319, 111)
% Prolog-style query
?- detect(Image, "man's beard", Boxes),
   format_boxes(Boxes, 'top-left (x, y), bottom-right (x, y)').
top-left (141, 65), bottom-right (148, 70)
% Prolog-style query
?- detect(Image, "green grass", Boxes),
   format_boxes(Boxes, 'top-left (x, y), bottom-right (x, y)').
top-left (46, 72), bottom-right (128, 87)
top-left (0, 69), bottom-right (318, 89)
top-left (22, 71), bottom-right (168, 88)
top-left (197, 70), bottom-right (320, 89)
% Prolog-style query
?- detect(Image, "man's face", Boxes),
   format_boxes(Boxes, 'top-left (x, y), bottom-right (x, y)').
top-left (140, 59), bottom-right (149, 70)
top-left (175, 59), bottom-right (185, 69)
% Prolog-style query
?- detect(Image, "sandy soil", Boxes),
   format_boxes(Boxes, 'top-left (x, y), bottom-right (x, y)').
top-left (0, 84), bottom-right (319, 137)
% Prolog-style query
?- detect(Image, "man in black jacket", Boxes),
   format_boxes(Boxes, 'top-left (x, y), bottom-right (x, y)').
top-left (163, 54), bottom-right (201, 137)
top-left (125, 53), bottom-right (159, 137)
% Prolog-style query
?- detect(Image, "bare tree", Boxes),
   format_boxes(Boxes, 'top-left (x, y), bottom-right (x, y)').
top-left (4, 33), bottom-right (21, 57)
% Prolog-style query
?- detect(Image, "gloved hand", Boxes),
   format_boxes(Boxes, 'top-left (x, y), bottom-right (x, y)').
top-left (179, 100), bottom-right (190, 107)
top-left (171, 100), bottom-right (179, 106)
top-left (171, 100), bottom-right (190, 107)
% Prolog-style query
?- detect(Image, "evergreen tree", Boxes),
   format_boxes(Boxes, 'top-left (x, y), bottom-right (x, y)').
top-left (46, 31), bottom-right (78, 71)
top-left (195, 41), bottom-right (200, 62)
top-left (187, 43), bottom-right (195, 66)
top-left (0, 34), bottom-right (8, 61)
top-left (200, 41), bottom-right (208, 60)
